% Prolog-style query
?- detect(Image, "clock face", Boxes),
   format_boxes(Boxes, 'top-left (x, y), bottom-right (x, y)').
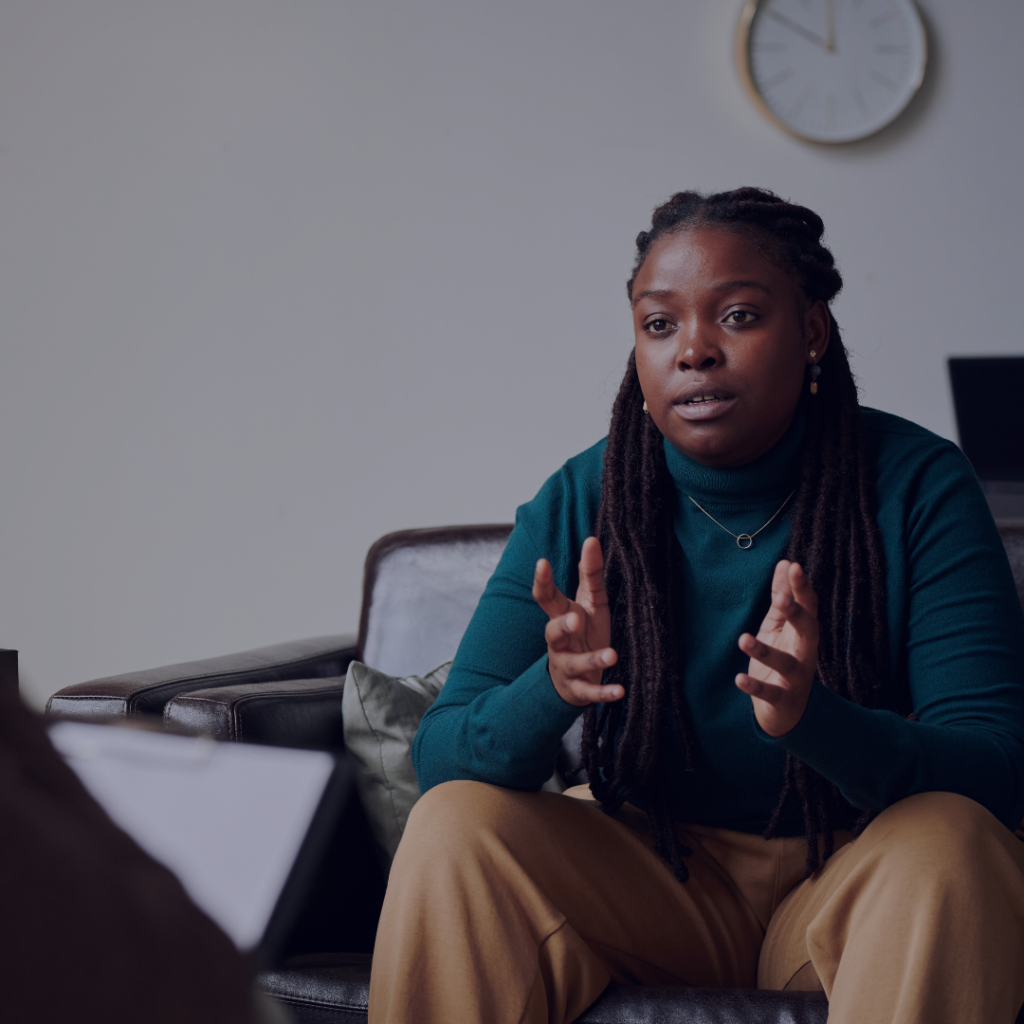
top-left (738, 0), bottom-right (927, 144)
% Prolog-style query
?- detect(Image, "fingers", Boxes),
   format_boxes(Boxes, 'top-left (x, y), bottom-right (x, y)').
top-left (550, 648), bottom-right (624, 704)
top-left (788, 561), bottom-right (819, 618)
top-left (576, 536), bottom-right (609, 611)
top-left (565, 679), bottom-right (625, 705)
top-left (540, 538), bottom-right (619, 707)
top-left (738, 561), bottom-right (818, 736)
top-left (543, 608), bottom-right (615, 661)
top-left (767, 561), bottom-right (818, 637)
top-left (556, 647), bottom-right (617, 678)
top-left (737, 632), bottom-right (800, 680)
top-left (734, 672), bottom-right (785, 705)
top-left (545, 610), bottom-right (580, 648)
top-left (758, 559), bottom-right (794, 631)
top-left (546, 614), bottom-right (623, 706)
top-left (532, 558), bottom-right (571, 619)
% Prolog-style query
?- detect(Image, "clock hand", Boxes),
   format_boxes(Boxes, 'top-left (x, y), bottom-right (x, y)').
top-left (765, 8), bottom-right (829, 51)
top-left (825, 0), bottom-right (836, 52)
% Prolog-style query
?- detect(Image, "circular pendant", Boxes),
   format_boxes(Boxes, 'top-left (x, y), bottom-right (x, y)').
top-left (736, 534), bottom-right (754, 550)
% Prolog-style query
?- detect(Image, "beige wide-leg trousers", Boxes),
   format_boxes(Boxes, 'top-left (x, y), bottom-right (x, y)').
top-left (369, 781), bottom-right (1024, 1024)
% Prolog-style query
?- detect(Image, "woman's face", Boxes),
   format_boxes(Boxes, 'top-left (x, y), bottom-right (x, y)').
top-left (631, 227), bottom-right (829, 468)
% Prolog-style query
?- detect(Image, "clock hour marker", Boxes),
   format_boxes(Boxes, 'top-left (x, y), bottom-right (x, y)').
top-left (761, 67), bottom-right (794, 90)
top-left (787, 86), bottom-right (811, 121)
top-left (853, 87), bottom-right (871, 120)
top-left (869, 69), bottom-right (900, 91)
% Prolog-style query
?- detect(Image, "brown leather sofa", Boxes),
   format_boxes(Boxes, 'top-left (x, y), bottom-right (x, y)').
top-left (48, 523), bottom-right (1024, 1024)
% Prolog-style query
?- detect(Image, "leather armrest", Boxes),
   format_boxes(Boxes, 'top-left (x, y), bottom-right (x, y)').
top-left (164, 677), bottom-right (346, 750)
top-left (46, 635), bottom-right (357, 720)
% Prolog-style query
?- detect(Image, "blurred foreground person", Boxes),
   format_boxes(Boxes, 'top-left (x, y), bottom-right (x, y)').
top-left (0, 676), bottom-right (287, 1024)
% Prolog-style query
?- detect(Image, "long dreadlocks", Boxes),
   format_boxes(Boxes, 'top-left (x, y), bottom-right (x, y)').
top-left (583, 187), bottom-right (890, 881)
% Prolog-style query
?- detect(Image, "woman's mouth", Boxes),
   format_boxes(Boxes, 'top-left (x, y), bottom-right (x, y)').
top-left (672, 393), bottom-right (737, 421)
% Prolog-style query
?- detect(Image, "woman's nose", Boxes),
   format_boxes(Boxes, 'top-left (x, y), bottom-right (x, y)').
top-left (676, 328), bottom-right (721, 371)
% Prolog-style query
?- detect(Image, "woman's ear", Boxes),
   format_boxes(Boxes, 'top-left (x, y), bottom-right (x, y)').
top-left (805, 299), bottom-right (830, 361)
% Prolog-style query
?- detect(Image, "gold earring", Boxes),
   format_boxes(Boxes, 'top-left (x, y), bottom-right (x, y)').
top-left (807, 351), bottom-right (821, 394)
top-left (642, 399), bottom-right (649, 414)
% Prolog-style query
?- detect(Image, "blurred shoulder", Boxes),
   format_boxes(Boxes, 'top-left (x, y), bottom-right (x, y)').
top-left (860, 407), bottom-right (990, 543)
top-left (512, 439), bottom-right (606, 575)
top-left (861, 406), bottom-right (956, 446)
top-left (861, 406), bottom-right (967, 473)
top-left (561, 437), bottom-right (607, 491)
top-left (523, 437), bottom-right (606, 511)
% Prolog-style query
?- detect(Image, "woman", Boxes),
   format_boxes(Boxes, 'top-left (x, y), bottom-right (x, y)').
top-left (369, 188), bottom-right (1024, 1024)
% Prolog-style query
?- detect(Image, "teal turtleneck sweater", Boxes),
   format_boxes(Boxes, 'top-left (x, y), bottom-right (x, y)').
top-left (413, 407), bottom-right (1024, 834)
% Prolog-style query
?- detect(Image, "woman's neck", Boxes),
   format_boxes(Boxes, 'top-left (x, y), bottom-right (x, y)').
top-left (663, 404), bottom-right (806, 505)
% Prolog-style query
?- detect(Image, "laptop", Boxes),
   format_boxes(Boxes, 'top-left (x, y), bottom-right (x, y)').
top-left (948, 356), bottom-right (1024, 520)
top-left (49, 721), bottom-right (351, 964)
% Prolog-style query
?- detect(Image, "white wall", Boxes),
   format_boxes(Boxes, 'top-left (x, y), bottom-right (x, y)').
top-left (2, 0), bottom-right (1021, 708)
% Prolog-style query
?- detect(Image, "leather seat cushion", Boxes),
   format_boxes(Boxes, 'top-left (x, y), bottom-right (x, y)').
top-left (257, 954), bottom-right (831, 1024)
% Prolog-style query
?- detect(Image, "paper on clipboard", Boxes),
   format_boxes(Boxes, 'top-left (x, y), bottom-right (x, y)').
top-left (50, 721), bottom-right (336, 952)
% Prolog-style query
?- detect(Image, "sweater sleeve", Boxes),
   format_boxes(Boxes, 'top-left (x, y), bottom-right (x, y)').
top-left (768, 440), bottom-right (1024, 829)
top-left (411, 460), bottom-right (598, 793)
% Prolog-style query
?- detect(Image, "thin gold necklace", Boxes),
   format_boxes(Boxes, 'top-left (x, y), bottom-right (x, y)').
top-left (686, 490), bottom-right (796, 550)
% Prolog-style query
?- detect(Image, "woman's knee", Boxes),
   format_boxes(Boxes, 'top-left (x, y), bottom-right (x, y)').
top-left (404, 780), bottom-right (497, 845)
top-left (399, 780), bottom-right (553, 862)
top-left (874, 791), bottom-right (996, 836)
top-left (860, 791), bottom-right (1018, 879)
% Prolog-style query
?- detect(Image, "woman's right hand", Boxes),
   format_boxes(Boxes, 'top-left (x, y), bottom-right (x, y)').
top-left (532, 536), bottom-right (623, 707)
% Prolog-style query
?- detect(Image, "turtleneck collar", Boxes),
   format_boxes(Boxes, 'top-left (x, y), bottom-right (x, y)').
top-left (663, 403), bottom-right (806, 508)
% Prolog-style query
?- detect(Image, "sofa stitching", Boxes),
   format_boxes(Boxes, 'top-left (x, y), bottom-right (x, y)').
top-left (168, 687), bottom-right (344, 710)
top-left (120, 647), bottom-right (356, 710)
top-left (168, 685), bottom-right (343, 741)
top-left (231, 686), bottom-right (345, 703)
top-left (267, 992), bottom-right (367, 1012)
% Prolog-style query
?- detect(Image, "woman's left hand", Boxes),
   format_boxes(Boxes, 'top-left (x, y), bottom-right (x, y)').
top-left (735, 560), bottom-right (819, 738)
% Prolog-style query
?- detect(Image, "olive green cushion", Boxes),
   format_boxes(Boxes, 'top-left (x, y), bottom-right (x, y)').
top-left (342, 660), bottom-right (451, 868)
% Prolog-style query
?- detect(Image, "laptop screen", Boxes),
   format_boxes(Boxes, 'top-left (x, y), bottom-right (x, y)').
top-left (948, 356), bottom-right (1024, 482)
top-left (50, 721), bottom-right (347, 960)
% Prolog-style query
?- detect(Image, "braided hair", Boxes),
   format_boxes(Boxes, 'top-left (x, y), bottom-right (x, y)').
top-left (584, 187), bottom-right (889, 881)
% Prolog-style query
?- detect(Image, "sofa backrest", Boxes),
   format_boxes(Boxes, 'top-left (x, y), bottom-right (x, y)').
top-left (357, 525), bottom-right (513, 678)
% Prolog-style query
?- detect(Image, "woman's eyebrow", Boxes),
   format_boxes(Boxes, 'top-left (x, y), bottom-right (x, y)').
top-left (713, 279), bottom-right (773, 294)
top-left (632, 280), bottom-right (773, 307)
top-left (631, 288), bottom-right (674, 307)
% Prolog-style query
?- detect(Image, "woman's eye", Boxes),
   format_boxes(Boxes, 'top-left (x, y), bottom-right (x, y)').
top-left (644, 318), bottom-right (675, 334)
top-left (725, 310), bottom-right (756, 324)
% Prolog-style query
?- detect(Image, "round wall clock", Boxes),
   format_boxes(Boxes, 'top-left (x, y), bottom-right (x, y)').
top-left (736, 0), bottom-right (928, 144)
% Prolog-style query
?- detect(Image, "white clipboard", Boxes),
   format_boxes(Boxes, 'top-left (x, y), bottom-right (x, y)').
top-left (50, 720), bottom-right (351, 962)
